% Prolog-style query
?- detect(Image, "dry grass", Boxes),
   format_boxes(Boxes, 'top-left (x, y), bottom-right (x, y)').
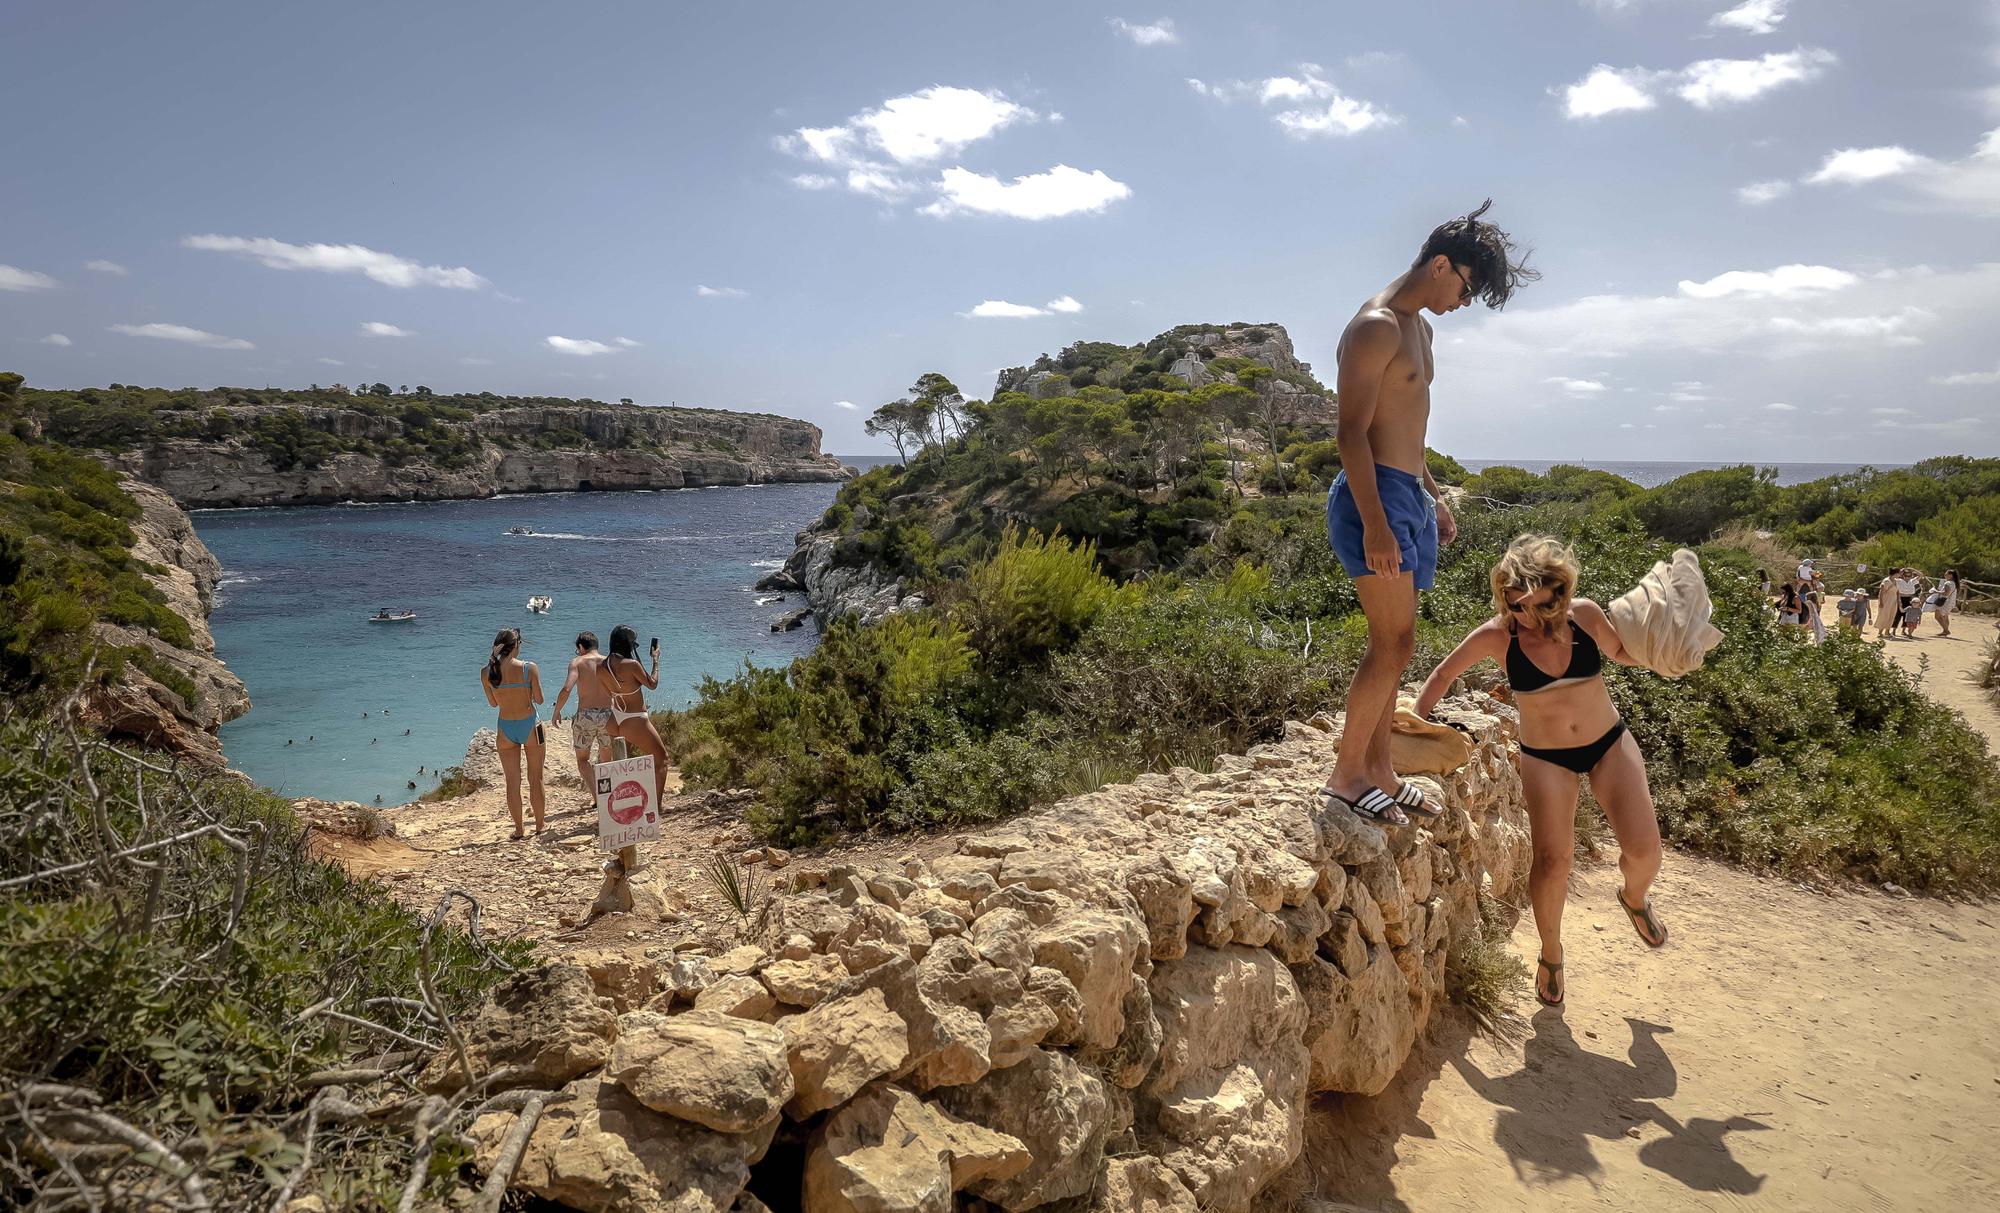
top-left (1713, 522), bottom-right (1799, 584)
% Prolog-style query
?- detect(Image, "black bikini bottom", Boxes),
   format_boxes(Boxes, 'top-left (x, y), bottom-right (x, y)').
top-left (1519, 720), bottom-right (1628, 775)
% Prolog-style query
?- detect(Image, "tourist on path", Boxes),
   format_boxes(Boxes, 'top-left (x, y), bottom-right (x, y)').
top-left (1876, 573), bottom-right (1900, 640)
top-left (480, 627), bottom-right (546, 839)
top-left (1415, 535), bottom-right (1669, 1009)
top-left (551, 630), bottom-right (616, 803)
top-left (597, 625), bottom-right (671, 806)
top-left (1933, 570), bottom-right (1960, 637)
top-left (1317, 199), bottom-right (1537, 826)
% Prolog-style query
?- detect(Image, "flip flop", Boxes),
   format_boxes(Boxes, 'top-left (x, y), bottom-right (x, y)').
top-left (1321, 786), bottom-right (1410, 827)
top-left (1617, 890), bottom-right (1669, 948)
top-left (1536, 957), bottom-right (1565, 1007)
top-left (1391, 781), bottom-right (1444, 819)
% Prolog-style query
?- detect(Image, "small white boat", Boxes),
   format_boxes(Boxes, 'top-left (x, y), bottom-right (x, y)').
top-left (525, 595), bottom-right (553, 614)
top-left (508, 525), bottom-right (534, 535)
top-left (369, 607), bottom-right (417, 623)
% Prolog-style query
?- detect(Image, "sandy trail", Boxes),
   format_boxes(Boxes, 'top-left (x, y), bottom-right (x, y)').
top-left (1297, 613), bottom-right (2000, 1211)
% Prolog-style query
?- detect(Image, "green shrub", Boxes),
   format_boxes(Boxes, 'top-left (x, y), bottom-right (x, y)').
top-left (1635, 465), bottom-right (1778, 544)
top-left (942, 527), bottom-right (1116, 674)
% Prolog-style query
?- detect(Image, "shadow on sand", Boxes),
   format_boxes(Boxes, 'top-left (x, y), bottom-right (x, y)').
top-left (1289, 1009), bottom-right (1767, 1211)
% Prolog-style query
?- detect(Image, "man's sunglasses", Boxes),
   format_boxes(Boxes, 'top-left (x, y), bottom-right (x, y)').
top-left (1452, 265), bottom-right (1475, 305)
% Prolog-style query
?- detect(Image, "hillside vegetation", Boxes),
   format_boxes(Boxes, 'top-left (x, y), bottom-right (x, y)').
top-left (667, 333), bottom-right (2000, 894)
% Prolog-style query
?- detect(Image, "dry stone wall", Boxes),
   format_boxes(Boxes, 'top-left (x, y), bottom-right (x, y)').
top-left (465, 695), bottom-right (1530, 1213)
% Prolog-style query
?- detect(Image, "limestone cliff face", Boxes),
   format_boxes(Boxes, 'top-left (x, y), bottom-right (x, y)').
top-left (758, 527), bottom-right (922, 628)
top-left (107, 404), bottom-right (848, 508)
top-left (77, 478), bottom-right (251, 764)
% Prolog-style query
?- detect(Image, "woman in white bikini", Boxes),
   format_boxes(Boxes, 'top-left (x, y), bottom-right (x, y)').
top-left (479, 627), bottom-right (546, 839)
top-left (1414, 535), bottom-right (1668, 1008)
top-left (596, 624), bottom-right (670, 805)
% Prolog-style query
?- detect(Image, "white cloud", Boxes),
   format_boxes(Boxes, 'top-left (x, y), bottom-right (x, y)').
top-left (791, 173), bottom-right (839, 190)
top-left (696, 285), bottom-right (749, 298)
top-left (182, 235), bottom-right (489, 289)
top-left (1709, 0), bottom-right (1788, 36)
top-left (360, 321), bottom-right (413, 337)
top-left (1738, 179), bottom-right (1793, 204)
top-left (1764, 401), bottom-right (1798, 411)
top-left (109, 322), bottom-right (253, 350)
top-left (1767, 308), bottom-right (1931, 345)
top-left (1678, 48), bottom-right (1836, 108)
top-left (545, 335), bottom-right (622, 356)
top-left (1561, 47), bottom-right (1833, 119)
top-left (923, 165), bottom-right (1132, 220)
top-left (614, 337), bottom-right (641, 347)
top-left (1932, 367), bottom-right (2000, 386)
top-left (1563, 66), bottom-right (1658, 118)
top-left (965, 300), bottom-right (1052, 318)
top-left (1046, 295), bottom-right (1084, 313)
top-left (1870, 407), bottom-right (1914, 416)
top-left (1678, 264), bottom-right (1857, 299)
top-left (0, 264), bottom-right (58, 291)
top-left (316, 357), bottom-right (344, 365)
top-left (834, 400), bottom-right (859, 410)
top-left (1807, 146), bottom-right (1926, 184)
top-left (1191, 65), bottom-right (1395, 137)
top-left (1545, 376), bottom-right (1608, 394)
top-left (84, 259), bottom-right (128, 275)
top-left (777, 86), bottom-right (1033, 205)
top-left (39, 333), bottom-right (72, 346)
top-left (1109, 17), bottom-right (1178, 47)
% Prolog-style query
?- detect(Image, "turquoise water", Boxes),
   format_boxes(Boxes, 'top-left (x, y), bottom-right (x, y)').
top-left (198, 482), bottom-right (850, 805)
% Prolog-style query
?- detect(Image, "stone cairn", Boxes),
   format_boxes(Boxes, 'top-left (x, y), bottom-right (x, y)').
top-left (455, 695), bottom-right (1531, 1213)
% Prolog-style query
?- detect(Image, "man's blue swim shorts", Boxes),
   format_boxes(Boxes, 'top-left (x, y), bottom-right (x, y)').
top-left (1326, 464), bottom-right (1438, 590)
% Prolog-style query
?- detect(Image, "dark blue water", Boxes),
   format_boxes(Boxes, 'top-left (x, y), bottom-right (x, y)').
top-left (1460, 460), bottom-right (1893, 488)
top-left (198, 481), bottom-right (855, 805)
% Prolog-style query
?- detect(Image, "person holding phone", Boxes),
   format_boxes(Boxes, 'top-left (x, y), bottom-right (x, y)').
top-left (597, 624), bottom-right (670, 804)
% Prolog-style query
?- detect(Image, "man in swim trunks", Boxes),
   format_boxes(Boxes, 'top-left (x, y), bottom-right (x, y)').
top-left (550, 631), bottom-right (615, 800)
top-left (1318, 200), bottom-right (1538, 826)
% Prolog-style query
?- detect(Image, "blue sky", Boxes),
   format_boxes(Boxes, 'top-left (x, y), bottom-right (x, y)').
top-left (3, 0), bottom-right (1996, 461)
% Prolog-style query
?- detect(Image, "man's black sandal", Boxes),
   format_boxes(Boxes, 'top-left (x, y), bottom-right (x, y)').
top-left (1322, 786), bottom-right (1409, 826)
top-left (1391, 781), bottom-right (1444, 819)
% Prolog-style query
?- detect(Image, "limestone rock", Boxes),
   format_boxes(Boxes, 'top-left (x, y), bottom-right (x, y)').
top-left (694, 974), bottom-right (778, 1020)
top-left (763, 954), bottom-right (848, 1008)
top-left (1320, 910), bottom-right (1369, 979)
top-left (936, 1048), bottom-right (1121, 1209)
top-left (782, 986), bottom-right (911, 1118)
top-left (804, 1084), bottom-right (1030, 1213)
top-left (608, 1009), bottom-right (792, 1133)
top-left (1091, 1156), bottom-right (1200, 1213)
top-left (422, 962), bottom-right (614, 1092)
top-left (1031, 909), bottom-right (1147, 1051)
top-left (573, 947), bottom-right (658, 1013)
top-left (1295, 950), bottom-right (1415, 1097)
top-left (468, 1075), bottom-right (772, 1213)
top-left (1123, 857), bottom-right (1195, 961)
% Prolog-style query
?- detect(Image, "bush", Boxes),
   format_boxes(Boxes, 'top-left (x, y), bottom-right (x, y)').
top-left (942, 527), bottom-right (1116, 674)
top-left (1634, 465), bottom-right (1778, 544)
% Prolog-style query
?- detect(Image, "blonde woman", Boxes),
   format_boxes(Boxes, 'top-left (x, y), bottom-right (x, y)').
top-left (479, 627), bottom-right (546, 839)
top-left (1414, 535), bottom-right (1668, 1008)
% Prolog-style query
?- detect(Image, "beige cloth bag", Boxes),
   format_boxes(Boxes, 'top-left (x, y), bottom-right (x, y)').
top-left (1391, 697), bottom-right (1473, 775)
top-left (1607, 548), bottom-right (1724, 679)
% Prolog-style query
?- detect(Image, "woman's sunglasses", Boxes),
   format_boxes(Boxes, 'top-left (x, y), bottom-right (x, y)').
top-left (1504, 588), bottom-right (1563, 614)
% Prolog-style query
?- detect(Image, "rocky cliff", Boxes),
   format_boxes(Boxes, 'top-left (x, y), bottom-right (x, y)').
top-left (106, 403), bottom-right (848, 508)
top-left (757, 527), bottom-right (923, 627)
top-left (451, 694), bottom-right (1531, 1213)
top-left (77, 478), bottom-right (251, 764)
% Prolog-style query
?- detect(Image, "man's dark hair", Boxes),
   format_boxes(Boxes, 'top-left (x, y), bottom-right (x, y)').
top-left (1415, 199), bottom-right (1538, 309)
top-left (575, 631), bottom-right (599, 652)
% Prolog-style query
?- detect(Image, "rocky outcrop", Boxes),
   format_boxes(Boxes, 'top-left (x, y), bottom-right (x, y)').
top-left (464, 695), bottom-right (1531, 1213)
top-left (76, 478), bottom-right (251, 765)
top-left (105, 403), bottom-right (847, 508)
top-left (758, 528), bottom-right (924, 628)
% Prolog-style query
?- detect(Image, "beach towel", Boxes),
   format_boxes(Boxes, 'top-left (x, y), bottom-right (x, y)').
top-left (1607, 548), bottom-right (1724, 679)
top-left (1391, 697), bottom-right (1473, 775)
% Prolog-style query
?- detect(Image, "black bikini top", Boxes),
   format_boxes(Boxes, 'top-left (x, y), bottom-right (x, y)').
top-left (1507, 619), bottom-right (1602, 694)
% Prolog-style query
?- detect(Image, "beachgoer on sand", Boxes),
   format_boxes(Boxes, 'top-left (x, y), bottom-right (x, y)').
top-left (1415, 535), bottom-right (1668, 1008)
top-left (1876, 573), bottom-right (1899, 640)
top-left (1316, 199), bottom-right (1538, 827)
top-left (598, 624), bottom-right (671, 806)
top-left (480, 626), bottom-right (546, 839)
top-left (1932, 570), bottom-right (1960, 637)
top-left (551, 630), bottom-right (616, 804)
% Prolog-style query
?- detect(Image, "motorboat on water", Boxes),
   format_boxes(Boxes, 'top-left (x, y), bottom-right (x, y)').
top-left (508, 525), bottom-right (534, 535)
top-left (368, 607), bottom-right (417, 623)
top-left (526, 595), bottom-right (553, 614)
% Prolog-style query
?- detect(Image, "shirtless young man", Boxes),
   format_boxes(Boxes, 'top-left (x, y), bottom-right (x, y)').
top-left (1319, 200), bottom-right (1537, 826)
top-left (550, 631), bottom-right (614, 797)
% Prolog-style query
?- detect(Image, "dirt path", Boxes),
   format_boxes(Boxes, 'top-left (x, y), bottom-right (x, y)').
top-left (1296, 614), bottom-right (2000, 1211)
top-left (1868, 610), bottom-right (1999, 742)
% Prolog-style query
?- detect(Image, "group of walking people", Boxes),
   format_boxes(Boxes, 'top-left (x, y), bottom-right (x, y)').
top-left (478, 625), bottom-right (672, 839)
top-left (1762, 559), bottom-right (1963, 641)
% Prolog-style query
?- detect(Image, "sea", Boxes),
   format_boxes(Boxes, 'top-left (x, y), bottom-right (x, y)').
top-left (194, 454), bottom-right (1865, 805)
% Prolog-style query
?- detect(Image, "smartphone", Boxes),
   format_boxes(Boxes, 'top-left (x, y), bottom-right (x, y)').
top-left (650, 636), bottom-right (659, 652)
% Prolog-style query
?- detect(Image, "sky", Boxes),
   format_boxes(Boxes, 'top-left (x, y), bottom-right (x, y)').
top-left (3, 0), bottom-right (1997, 462)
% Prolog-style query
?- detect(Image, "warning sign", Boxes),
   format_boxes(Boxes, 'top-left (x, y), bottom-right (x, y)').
top-left (594, 755), bottom-right (661, 850)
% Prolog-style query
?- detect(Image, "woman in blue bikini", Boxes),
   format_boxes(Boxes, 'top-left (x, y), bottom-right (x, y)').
top-left (1413, 535), bottom-right (1668, 1008)
top-left (480, 626), bottom-right (546, 839)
